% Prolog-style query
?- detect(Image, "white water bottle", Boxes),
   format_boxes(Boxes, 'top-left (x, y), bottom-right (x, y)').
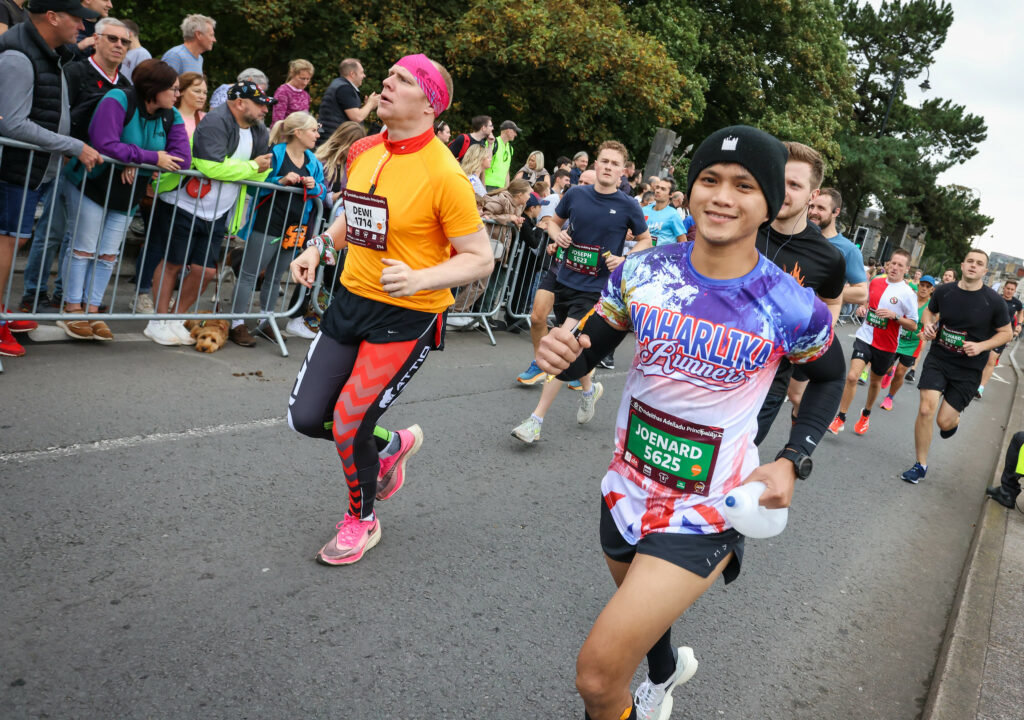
top-left (721, 481), bottom-right (788, 538)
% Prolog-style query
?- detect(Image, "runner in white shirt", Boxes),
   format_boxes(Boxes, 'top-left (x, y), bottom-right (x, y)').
top-left (828, 249), bottom-right (918, 436)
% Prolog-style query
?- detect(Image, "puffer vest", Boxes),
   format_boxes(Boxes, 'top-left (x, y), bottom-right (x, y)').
top-left (0, 21), bottom-right (68, 188)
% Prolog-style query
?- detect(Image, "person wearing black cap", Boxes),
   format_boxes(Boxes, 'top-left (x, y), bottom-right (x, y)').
top-left (534, 125), bottom-right (846, 720)
top-left (0, 0), bottom-right (104, 359)
top-left (145, 79), bottom-right (274, 346)
top-left (483, 119), bottom-right (520, 190)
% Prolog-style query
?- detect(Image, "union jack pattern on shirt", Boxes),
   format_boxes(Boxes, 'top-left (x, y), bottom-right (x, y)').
top-left (595, 242), bottom-right (833, 539)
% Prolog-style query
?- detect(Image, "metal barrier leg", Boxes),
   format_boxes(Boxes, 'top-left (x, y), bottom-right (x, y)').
top-left (263, 312), bottom-right (289, 357)
top-left (480, 319), bottom-right (497, 346)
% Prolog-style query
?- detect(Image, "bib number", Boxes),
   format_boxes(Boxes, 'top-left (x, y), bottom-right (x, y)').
top-left (565, 241), bottom-right (602, 276)
top-left (938, 326), bottom-right (966, 353)
top-left (342, 189), bottom-right (389, 251)
top-left (866, 308), bottom-right (888, 329)
top-left (622, 397), bottom-right (723, 495)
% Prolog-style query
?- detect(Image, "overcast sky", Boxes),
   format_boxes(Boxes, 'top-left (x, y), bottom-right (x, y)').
top-left (897, 0), bottom-right (1021, 258)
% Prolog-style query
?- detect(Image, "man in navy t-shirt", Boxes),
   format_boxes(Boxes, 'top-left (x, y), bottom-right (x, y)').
top-left (512, 141), bottom-right (650, 444)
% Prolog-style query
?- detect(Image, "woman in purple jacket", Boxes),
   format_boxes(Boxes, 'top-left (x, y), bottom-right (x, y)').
top-left (59, 59), bottom-right (191, 341)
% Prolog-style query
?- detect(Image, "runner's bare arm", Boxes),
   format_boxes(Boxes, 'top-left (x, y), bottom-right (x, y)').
top-left (545, 214), bottom-right (572, 248)
top-left (740, 461), bottom-right (796, 509)
top-left (820, 292), bottom-right (843, 325)
top-left (626, 231), bottom-right (654, 255)
top-left (380, 227), bottom-right (493, 297)
top-left (842, 281), bottom-right (868, 305)
top-left (920, 307), bottom-right (939, 340)
top-left (964, 324), bottom-right (1013, 356)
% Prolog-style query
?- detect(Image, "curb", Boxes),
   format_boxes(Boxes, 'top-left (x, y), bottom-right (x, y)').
top-left (921, 344), bottom-right (1021, 720)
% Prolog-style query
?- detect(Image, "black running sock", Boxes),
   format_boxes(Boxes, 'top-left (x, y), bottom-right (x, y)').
top-left (862, 409), bottom-right (871, 417)
top-left (940, 425), bottom-right (958, 439)
top-left (837, 411), bottom-right (847, 422)
top-left (646, 630), bottom-right (676, 684)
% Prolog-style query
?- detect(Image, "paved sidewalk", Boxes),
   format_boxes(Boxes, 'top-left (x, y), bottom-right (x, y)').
top-left (924, 346), bottom-right (1024, 720)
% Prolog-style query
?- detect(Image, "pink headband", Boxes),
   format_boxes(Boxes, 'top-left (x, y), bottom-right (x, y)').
top-left (395, 53), bottom-right (450, 117)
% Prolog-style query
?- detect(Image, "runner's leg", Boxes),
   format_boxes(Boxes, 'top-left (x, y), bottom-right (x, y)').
top-left (838, 357), bottom-right (866, 415)
top-left (577, 553), bottom-right (731, 720)
top-left (979, 350), bottom-right (999, 390)
top-left (530, 288), bottom-right (554, 355)
top-left (914, 389), bottom-right (941, 465)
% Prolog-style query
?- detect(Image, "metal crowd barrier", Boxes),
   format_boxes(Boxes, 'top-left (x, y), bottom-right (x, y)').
top-left (0, 136), bottom-right (323, 371)
top-left (504, 232), bottom-right (558, 324)
top-left (447, 219), bottom-right (523, 346)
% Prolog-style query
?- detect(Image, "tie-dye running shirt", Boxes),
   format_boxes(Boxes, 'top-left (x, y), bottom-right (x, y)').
top-left (594, 242), bottom-right (833, 539)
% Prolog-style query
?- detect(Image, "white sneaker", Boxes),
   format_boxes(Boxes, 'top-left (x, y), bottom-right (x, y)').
top-left (168, 320), bottom-right (195, 345)
top-left (577, 382), bottom-right (604, 424)
top-left (634, 646), bottom-right (698, 720)
top-left (285, 316), bottom-right (316, 339)
top-left (132, 292), bottom-right (155, 314)
top-left (447, 316), bottom-right (476, 329)
top-left (510, 416), bottom-right (541, 444)
top-left (143, 320), bottom-right (181, 346)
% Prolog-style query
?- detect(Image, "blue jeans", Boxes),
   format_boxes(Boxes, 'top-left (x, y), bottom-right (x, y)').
top-left (61, 184), bottom-right (131, 307)
top-left (22, 178), bottom-right (71, 300)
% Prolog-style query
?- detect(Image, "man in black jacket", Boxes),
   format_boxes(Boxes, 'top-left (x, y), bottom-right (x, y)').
top-left (317, 57), bottom-right (378, 142)
top-left (0, 0), bottom-right (102, 358)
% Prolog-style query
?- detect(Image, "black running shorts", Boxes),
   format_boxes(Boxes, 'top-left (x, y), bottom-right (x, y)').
top-left (851, 337), bottom-right (896, 377)
top-left (600, 499), bottom-right (744, 584)
top-left (552, 282), bottom-right (600, 326)
top-left (918, 351), bottom-right (982, 413)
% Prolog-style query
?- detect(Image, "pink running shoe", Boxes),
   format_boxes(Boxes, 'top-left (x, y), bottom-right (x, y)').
top-left (881, 366), bottom-right (895, 390)
top-left (376, 424), bottom-right (424, 501)
top-left (316, 514), bottom-right (381, 566)
top-left (880, 396), bottom-right (894, 411)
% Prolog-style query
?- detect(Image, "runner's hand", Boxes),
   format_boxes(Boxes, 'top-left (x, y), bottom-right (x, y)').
top-left (555, 229), bottom-right (572, 248)
top-left (381, 258), bottom-right (422, 297)
top-left (605, 253), bottom-right (624, 271)
top-left (536, 325), bottom-right (591, 375)
top-left (874, 308), bottom-right (896, 319)
top-left (155, 151), bottom-right (183, 171)
top-left (855, 305), bottom-right (867, 318)
top-left (963, 341), bottom-right (983, 357)
top-left (742, 460), bottom-right (797, 509)
top-left (290, 247), bottom-right (320, 288)
top-left (921, 322), bottom-right (938, 341)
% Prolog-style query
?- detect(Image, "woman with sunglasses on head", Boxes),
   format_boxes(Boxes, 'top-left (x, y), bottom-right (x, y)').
top-left (58, 59), bottom-right (190, 341)
top-left (227, 110), bottom-right (328, 346)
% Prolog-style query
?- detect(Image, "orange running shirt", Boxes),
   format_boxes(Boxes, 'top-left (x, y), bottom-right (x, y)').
top-left (340, 128), bottom-right (483, 313)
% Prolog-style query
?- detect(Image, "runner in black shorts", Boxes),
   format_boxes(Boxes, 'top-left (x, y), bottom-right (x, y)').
top-left (978, 279), bottom-right (1022, 398)
top-left (827, 249), bottom-right (917, 436)
top-left (510, 144), bottom-right (649, 444)
top-left (286, 54), bottom-right (493, 564)
top-left (900, 249), bottom-right (1012, 484)
top-left (515, 169), bottom-right (595, 386)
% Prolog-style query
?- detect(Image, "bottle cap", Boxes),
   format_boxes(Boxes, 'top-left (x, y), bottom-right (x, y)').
top-left (725, 495), bottom-right (737, 507)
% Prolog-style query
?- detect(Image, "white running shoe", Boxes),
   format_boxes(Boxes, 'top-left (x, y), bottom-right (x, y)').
top-left (634, 646), bottom-right (698, 720)
top-left (168, 320), bottom-right (195, 345)
top-left (511, 416), bottom-right (541, 444)
top-left (285, 315), bottom-right (316, 339)
top-left (577, 381), bottom-right (604, 424)
top-left (143, 320), bottom-right (181, 346)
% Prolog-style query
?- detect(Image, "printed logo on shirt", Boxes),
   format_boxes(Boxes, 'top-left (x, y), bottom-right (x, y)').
top-left (629, 302), bottom-right (775, 389)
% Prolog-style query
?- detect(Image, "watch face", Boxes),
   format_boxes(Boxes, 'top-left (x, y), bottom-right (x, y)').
top-left (796, 456), bottom-right (812, 478)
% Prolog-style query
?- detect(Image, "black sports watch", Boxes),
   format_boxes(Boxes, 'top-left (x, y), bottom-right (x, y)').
top-left (775, 447), bottom-right (813, 480)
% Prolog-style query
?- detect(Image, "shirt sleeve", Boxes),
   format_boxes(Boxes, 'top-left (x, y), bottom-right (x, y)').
top-left (271, 85), bottom-right (289, 125)
top-left (993, 294), bottom-right (1012, 328)
top-left (0, 51), bottom-right (83, 157)
top-left (819, 251), bottom-right (846, 300)
top-left (928, 284), bottom-right (944, 314)
top-left (162, 49), bottom-right (183, 74)
top-left (438, 168), bottom-right (484, 239)
top-left (596, 256), bottom-right (632, 331)
top-left (786, 292), bottom-right (835, 365)
top-left (844, 245), bottom-right (868, 284)
top-left (554, 187), bottom-right (573, 220)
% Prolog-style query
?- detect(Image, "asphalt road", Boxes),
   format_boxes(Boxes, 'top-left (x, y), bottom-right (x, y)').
top-left (1, 322), bottom-right (1017, 719)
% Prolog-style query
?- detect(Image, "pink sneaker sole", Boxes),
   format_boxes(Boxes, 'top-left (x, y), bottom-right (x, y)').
top-left (315, 521), bottom-right (382, 566)
top-left (376, 424), bottom-right (424, 501)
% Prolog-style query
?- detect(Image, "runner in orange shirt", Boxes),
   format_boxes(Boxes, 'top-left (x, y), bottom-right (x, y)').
top-left (287, 54), bottom-right (493, 565)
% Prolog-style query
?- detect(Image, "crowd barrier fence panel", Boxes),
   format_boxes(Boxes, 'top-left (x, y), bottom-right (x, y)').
top-left (0, 136), bottom-right (322, 370)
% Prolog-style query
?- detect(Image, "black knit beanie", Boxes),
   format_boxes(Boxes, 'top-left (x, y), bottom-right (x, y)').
top-left (686, 125), bottom-right (788, 223)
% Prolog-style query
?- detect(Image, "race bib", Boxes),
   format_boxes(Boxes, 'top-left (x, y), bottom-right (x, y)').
top-left (938, 326), bottom-right (966, 353)
top-left (622, 397), bottom-right (723, 496)
top-left (565, 241), bottom-right (603, 276)
top-left (342, 189), bottom-right (389, 251)
top-left (866, 308), bottom-right (888, 329)
top-left (555, 245), bottom-right (565, 262)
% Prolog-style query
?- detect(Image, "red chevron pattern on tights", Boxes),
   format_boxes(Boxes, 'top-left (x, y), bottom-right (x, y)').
top-left (333, 339), bottom-right (418, 517)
